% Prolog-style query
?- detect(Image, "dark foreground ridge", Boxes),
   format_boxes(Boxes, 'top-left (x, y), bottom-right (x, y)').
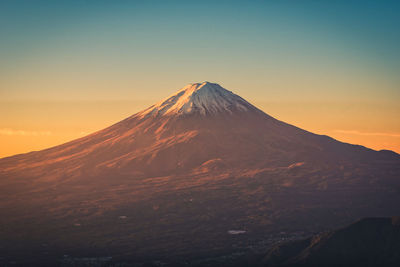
top-left (263, 216), bottom-right (400, 267)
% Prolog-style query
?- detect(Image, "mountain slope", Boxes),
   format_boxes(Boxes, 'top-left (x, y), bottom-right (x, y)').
top-left (0, 82), bottom-right (399, 265)
top-left (0, 82), bottom-right (393, 179)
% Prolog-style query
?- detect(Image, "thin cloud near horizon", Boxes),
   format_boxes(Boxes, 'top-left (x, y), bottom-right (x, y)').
top-left (0, 128), bottom-right (93, 137)
top-left (0, 128), bottom-right (52, 136)
top-left (334, 130), bottom-right (400, 138)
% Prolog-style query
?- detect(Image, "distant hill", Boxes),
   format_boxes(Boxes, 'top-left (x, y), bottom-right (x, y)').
top-left (263, 217), bottom-right (400, 267)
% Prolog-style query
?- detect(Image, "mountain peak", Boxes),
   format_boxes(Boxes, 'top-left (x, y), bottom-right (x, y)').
top-left (138, 82), bottom-right (255, 117)
top-left (178, 81), bottom-right (223, 94)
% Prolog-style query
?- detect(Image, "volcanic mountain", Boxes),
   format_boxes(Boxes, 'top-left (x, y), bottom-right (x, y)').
top-left (0, 82), bottom-right (399, 265)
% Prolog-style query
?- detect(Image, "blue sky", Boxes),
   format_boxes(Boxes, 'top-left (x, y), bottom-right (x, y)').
top-left (0, 0), bottom-right (399, 156)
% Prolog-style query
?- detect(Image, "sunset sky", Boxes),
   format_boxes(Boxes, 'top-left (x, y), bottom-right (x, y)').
top-left (1, 0), bottom-right (399, 157)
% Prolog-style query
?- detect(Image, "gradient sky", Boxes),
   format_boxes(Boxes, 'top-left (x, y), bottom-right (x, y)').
top-left (1, 0), bottom-right (399, 157)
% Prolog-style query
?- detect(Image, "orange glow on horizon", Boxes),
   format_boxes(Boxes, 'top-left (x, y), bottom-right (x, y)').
top-left (0, 99), bottom-right (399, 158)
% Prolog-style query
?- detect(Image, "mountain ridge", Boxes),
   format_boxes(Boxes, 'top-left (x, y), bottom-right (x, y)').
top-left (263, 216), bottom-right (400, 266)
top-left (1, 82), bottom-right (398, 161)
top-left (1, 82), bottom-right (398, 181)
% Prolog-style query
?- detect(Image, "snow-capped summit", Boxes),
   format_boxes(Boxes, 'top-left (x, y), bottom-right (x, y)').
top-left (139, 82), bottom-right (254, 117)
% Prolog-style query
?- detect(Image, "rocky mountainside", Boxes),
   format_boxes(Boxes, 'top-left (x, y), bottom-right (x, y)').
top-left (0, 82), bottom-right (399, 265)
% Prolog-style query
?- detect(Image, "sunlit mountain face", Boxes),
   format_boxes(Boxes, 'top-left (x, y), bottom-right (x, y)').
top-left (0, 82), bottom-right (399, 266)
